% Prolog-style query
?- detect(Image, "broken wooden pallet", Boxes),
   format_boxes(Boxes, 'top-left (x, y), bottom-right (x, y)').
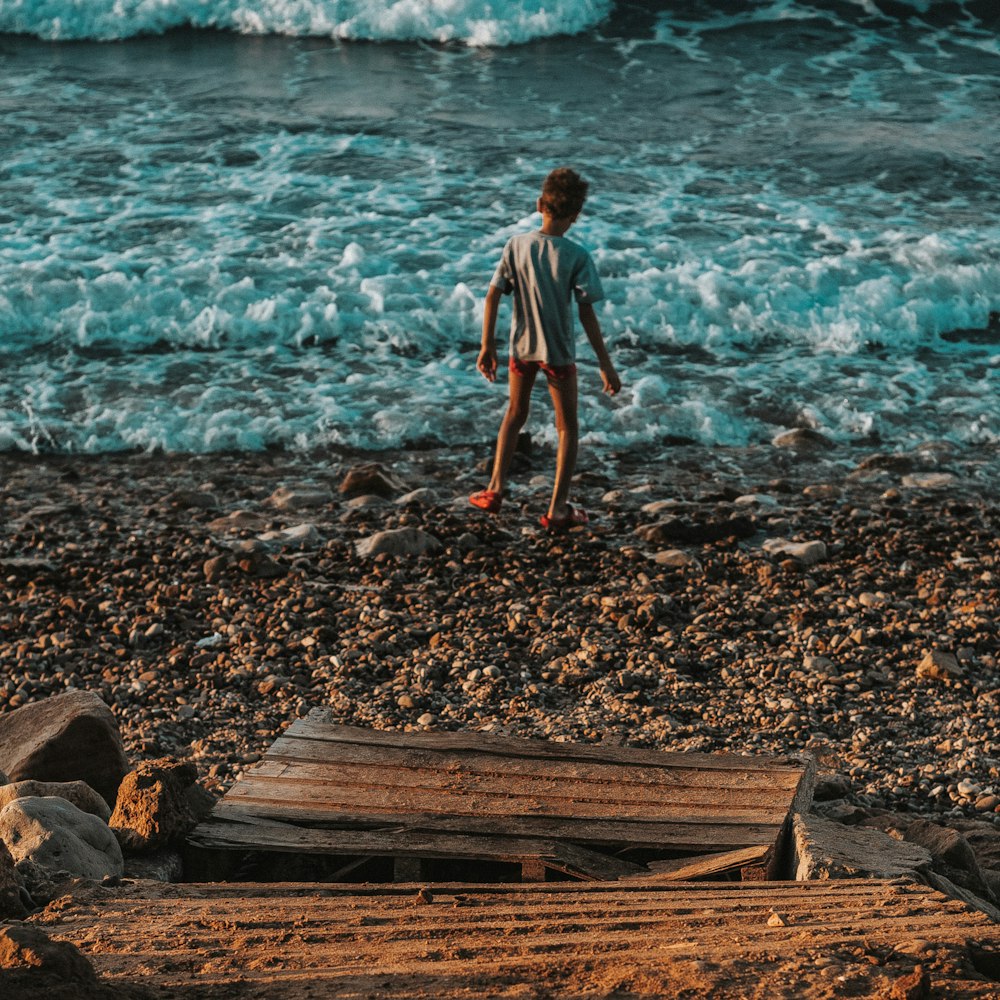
top-left (188, 713), bottom-right (815, 881)
top-left (47, 879), bottom-right (1000, 999)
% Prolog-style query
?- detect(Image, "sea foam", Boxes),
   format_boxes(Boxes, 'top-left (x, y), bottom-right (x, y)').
top-left (0, 0), bottom-right (611, 44)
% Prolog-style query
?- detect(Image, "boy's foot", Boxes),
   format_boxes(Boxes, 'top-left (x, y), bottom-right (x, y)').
top-left (539, 504), bottom-right (588, 533)
top-left (469, 489), bottom-right (503, 514)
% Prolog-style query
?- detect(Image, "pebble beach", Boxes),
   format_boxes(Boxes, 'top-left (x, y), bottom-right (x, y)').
top-left (3, 438), bottom-right (999, 825)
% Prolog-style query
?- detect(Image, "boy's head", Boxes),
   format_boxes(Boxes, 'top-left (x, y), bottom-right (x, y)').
top-left (538, 167), bottom-right (588, 221)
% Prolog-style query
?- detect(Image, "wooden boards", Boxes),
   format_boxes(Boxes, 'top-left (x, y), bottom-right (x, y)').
top-left (45, 879), bottom-right (1000, 999)
top-left (189, 713), bottom-right (816, 880)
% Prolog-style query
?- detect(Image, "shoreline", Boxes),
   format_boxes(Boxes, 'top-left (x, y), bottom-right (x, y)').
top-left (0, 441), bottom-right (998, 826)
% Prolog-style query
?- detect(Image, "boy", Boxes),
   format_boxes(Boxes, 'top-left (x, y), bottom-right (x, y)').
top-left (470, 167), bottom-right (621, 531)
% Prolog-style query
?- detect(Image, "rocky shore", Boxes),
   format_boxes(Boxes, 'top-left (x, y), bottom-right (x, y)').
top-left (1, 438), bottom-right (999, 824)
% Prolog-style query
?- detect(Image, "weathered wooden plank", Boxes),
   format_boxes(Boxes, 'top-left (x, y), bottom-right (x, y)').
top-left (642, 845), bottom-right (772, 881)
top-left (188, 815), bottom-right (647, 879)
top-left (49, 880), bottom-right (996, 1000)
top-left (279, 717), bottom-right (809, 776)
top-left (248, 752), bottom-right (802, 803)
top-left (223, 770), bottom-right (788, 823)
top-left (210, 799), bottom-right (783, 850)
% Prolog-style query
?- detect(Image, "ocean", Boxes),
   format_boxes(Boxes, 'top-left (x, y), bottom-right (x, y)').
top-left (1, 0), bottom-right (998, 456)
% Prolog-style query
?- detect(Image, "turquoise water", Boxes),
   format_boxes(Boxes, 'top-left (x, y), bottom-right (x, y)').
top-left (1, 1), bottom-right (998, 453)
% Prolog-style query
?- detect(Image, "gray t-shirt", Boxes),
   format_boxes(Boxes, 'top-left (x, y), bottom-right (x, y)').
top-left (490, 231), bottom-right (604, 366)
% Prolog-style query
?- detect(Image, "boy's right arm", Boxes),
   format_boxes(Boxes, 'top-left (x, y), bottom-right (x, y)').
top-left (477, 285), bottom-right (502, 382)
top-left (579, 302), bottom-right (621, 395)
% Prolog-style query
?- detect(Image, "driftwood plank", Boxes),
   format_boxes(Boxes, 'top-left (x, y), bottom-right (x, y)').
top-left (642, 846), bottom-right (772, 881)
top-left (210, 799), bottom-right (782, 851)
top-left (256, 743), bottom-right (804, 797)
top-left (189, 816), bottom-right (646, 879)
top-left (223, 771), bottom-right (788, 824)
top-left (285, 716), bottom-right (810, 775)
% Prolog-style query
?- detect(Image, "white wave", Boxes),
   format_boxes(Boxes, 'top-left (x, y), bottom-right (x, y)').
top-left (0, 0), bottom-right (611, 44)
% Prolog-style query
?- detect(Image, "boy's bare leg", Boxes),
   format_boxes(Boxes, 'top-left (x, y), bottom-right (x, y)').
top-left (488, 368), bottom-right (535, 495)
top-left (546, 371), bottom-right (579, 519)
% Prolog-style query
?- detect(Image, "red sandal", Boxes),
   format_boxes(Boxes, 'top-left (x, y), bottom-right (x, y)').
top-left (469, 489), bottom-right (503, 514)
top-left (539, 504), bottom-right (588, 533)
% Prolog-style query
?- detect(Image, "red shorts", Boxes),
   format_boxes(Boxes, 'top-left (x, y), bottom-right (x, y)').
top-left (509, 358), bottom-right (576, 383)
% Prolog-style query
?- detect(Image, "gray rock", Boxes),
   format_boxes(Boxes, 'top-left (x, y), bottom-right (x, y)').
top-left (0, 796), bottom-right (124, 880)
top-left (0, 690), bottom-right (129, 807)
top-left (257, 523), bottom-right (321, 549)
top-left (397, 488), bottom-right (438, 506)
top-left (772, 428), bottom-right (834, 451)
top-left (762, 538), bottom-right (827, 566)
top-left (265, 485), bottom-right (331, 510)
top-left (793, 814), bottom-right (932, 881)
top-left (901, 472), bottom-right (957, 489)
top-left (0, 780), bottom-right (111, 822)
top-left (356, 528), bottom-right (442, 559)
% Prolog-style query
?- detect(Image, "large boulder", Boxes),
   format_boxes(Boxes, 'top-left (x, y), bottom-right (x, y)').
top-left (0, 691), bottom-right (129, 807)
top-left (110, 758), bottom-right (202, 852)
top-left (0, 923), bottom-right (96, 982)
top-left (0, 797), bottom-right (123, 880)
top-left (0, 781), bottom-right (110, 823)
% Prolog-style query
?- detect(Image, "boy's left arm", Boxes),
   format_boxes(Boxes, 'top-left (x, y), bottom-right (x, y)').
top-left (477, 285), bottom-right (502, 382)
top-left (579, 302), bottom-right (621, 395)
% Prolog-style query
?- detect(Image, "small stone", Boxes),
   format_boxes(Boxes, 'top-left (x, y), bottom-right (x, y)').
top-left (203, 554), bottom-right (232, 583)
top-left (803, 655), bottom-right (837, 675)
top-left (356, 528), bottom-right (442, 559)
top-left (652, 549), bottom-right (698, 568)
top-left (957, 780), bottom-right (982, 798)
top-left (733, 494), bottom-right (779, 507)
top-left (901, 472), bottom-right (956, 489)
top-left (762, 538), bottom-right (827, 566)
top-left (767, 910), bottom-right (790, 926)
top-left (417, 713), bottom-right (436, 727)
top-left (340, 463), bottom-right (405, 498)
top-left (975, 795), bottom-right (1000, 811)
top-left (265, 486), bottom-right (331, 510)
top-left (397, 694), bottom-right (416, 710)
top-left (397, 488), bottom-right (437, 506)
top-left (916, 650), bottom-right (964, 681)
top-left (772, 428), bottom-right (834, 451)
top-left (258, 523), bottom-right (321, 549)
top-left (207, 509), bottom-right (271, 533)
top-left (414, 887), bottom-right (433, 905)
top-left (802, 484), bottom-right (839, 499)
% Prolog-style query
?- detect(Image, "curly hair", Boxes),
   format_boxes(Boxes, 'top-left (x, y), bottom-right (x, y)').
top-left (539, 167), bottom-right (589, 219)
